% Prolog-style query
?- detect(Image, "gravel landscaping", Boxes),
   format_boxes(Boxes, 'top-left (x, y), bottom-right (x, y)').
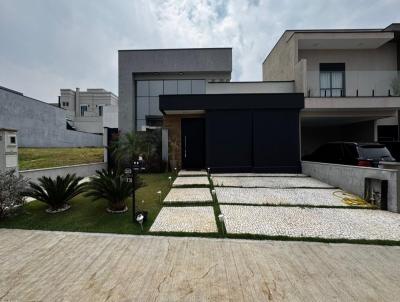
top-left (173, 176), bottom-right (210, 187)
top-left (164, 188), bottom-right (213, 203)
top-left (212, 176), bottom-right (334, 188)
top-left (178, 170), bottom-right (208, 176)
top-left (215, 187), bottom-right (364, 207)
top-left (150, 207), bottom-right (217, 233)
top-left (220, 205), bottom-right (400, 241)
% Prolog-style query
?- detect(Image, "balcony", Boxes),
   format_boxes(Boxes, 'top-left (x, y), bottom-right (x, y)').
top-left (306, 70), bottom-right (400, 98)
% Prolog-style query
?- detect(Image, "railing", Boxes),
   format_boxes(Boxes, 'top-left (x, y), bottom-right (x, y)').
top-left (307, 70), bottom-right (400, 97)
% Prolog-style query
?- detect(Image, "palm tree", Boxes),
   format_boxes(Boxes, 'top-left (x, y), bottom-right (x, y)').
top-left (85, 169), bottom-right (144, 212)
top-left (25, 174), bottom-right (85, 213)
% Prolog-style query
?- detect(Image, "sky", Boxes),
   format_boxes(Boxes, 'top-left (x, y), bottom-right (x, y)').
top-left (0, 0), bottom-right (399, 102)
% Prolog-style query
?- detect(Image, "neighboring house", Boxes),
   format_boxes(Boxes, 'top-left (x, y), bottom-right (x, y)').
top-left (118, 48), bottom-right (304, 172)
top-left (263, 23), bottom-right (400, 155)
top-left (59, 88), bottom-right (118, 134)
top-left (0, 86), bottom-right (102, 147)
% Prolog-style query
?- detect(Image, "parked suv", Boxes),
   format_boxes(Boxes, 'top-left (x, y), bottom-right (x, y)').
top-left (302, 142), bottom-right (396, 167)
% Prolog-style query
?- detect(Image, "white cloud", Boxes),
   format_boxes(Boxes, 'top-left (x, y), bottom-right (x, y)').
top-left (0, 0), bottom-right (399, 101)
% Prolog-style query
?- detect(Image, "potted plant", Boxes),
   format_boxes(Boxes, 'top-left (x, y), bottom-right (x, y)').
top-left (24, 174), bottom-right (85, 213)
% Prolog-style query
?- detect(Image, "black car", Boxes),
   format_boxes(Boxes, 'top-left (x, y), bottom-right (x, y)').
top-left (302, 142), bottom-right (396, 167)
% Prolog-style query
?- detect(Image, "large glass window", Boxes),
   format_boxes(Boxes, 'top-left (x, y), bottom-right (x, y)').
top-left (320, 63), bottom-right (345, 97)
top-left (164, 80), bottom-right (178, 94)
top-left (135, 79), bottom-right (206, 130)
top-left (137, 81), bottom-right (149, 96)
top-left (178, 80), bottom-right (191, 94)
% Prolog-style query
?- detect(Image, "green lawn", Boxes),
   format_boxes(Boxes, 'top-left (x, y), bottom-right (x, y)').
top-left (0, 173), bottom-right (174, 235)
top-left (19, 147), bottom-right (104, 170)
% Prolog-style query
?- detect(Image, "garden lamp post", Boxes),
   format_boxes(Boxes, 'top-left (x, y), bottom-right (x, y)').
top-left (157, 190), bottom-right (162, 203)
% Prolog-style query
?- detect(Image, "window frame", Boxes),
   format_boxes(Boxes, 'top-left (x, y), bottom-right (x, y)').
top-left (80, 104), bottom-right (88, 117)
top-left (319, 63), bottom-right (346, 97)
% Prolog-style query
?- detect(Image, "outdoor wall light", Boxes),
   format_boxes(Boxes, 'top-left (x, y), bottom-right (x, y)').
top-left (218, 214), bottom-right (225, 235)
top-left (136, 214), bottom-right (144, 231)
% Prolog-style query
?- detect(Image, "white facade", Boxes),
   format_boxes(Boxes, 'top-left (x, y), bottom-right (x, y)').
top-left (59, 88), bottom-right (118, 133)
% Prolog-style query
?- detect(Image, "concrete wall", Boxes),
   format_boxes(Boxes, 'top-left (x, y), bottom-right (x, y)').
top-left (103, 105), bottom-right (118, 128)
top-left (206, 81), bottom-right (295, 94)
top-left (299, 43), bottom-right (398, 97)
top-left (20, 162), bottom-right (106, 184)
top-left (302, 161), bottom-right (400, 213)
top-left (262, 31), bottom-right (297, 81)
top-left (118, 48), bottom-right (232, 133)
top-left (0, 88), bottom-right (102, 147)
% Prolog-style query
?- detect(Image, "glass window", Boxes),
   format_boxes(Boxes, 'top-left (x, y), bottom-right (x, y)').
top-left (319, 63), bottom-right (345, 97)
top-left (137, 81), bottom-right (149, 96)
top-left (80, 105), bottom-right (88, 117)
top-left (136, 97), bottom-right (149, 120)
top-left (136, 119), bottom-right (146, 131)
top-left (146, 116), bottom-right (163, 127)
top-left (178, 80), bottom-right (191, 94)
top-left (149, 81), bottom-right (163, 96)
top-left (98, 105), bottom-right (103, 116)
top-left (192, 80), bottom-right (206, 94)
top-left (149, 97), bottom-right (161, 115)
top-left (164, 80), bottom-right (178, 94)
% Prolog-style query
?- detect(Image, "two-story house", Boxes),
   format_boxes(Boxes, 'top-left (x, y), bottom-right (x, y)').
top-left (263, 23), bottom-right (400, 155)
top-left (59, 88), bottom-right (118, 134)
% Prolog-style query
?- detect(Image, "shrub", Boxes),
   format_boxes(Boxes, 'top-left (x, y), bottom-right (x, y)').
top-left (0, 169), bottom-right (27, 220)
top-left (85, 169), bottom-right (145, 212)
top-left (25, 174), bottom-right (86, 213)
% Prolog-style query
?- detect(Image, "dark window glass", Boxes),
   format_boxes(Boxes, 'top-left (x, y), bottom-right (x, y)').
top-left (320, 63), bottom-right (345, 97)
top-left (10, 136), bottom-right (16, 144)
top-left (358, 146), bottom-right (392, 160)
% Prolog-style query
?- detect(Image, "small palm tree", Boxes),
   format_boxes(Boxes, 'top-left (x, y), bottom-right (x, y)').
top-left (25, 174), bottom-right (85, 213)
top-left (85, 169), bottom-right (144, 212)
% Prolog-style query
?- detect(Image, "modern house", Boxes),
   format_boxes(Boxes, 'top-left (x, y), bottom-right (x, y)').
top-left (59, 88), bottom-right (118, 133)
top-left (118, 48), bottom-right (303, 172)
top-left (263, 23), bottom-right (400, 155)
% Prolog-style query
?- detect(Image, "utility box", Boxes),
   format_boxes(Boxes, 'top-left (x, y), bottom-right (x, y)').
top-left (364, 178), bottom-right (388, 210)
top-left (0, 128), bottom-right (18, 173)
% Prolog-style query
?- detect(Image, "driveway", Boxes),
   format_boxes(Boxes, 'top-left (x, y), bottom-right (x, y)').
top-left (0, 229), bottom-right (400, 301)
top-left (213, 174), bottom-right (400, 241)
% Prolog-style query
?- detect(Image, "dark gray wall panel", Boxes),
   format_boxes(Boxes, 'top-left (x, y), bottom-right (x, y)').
top-left (253, 110), bottom-right (300, 172)
top-left (206, 110), bottom-right (253, 171)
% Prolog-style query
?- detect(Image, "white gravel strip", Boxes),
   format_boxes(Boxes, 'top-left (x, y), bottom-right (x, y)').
top-left (216, 187), bottom-right (360, 207)
top-left (150, 207), bottom-right (217, 233)
top-left (173, 176), bottom-right (210, 187)
top-left (178, 170), bottom-right (208, 176)
top-left (220, 205), bottom-right (400, 241)
top-left (164, 188), bottom-right (213, 203)
top-left (213, 176), bottom-right (334, 188)
top-left (212, 173), bottom-right (307, 177)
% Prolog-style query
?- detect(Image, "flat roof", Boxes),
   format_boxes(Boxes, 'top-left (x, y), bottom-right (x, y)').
top-left (160, 93), bottom-right (304, 114)
top-left (118, 47), bottom-right (232, 52)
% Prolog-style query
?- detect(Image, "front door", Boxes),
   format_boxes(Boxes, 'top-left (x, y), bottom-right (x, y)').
top-left (181, 118), bottom-right (205, 169)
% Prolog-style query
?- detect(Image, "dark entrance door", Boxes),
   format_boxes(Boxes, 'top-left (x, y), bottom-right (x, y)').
top-left (181, 118), bottom-right (205, 169)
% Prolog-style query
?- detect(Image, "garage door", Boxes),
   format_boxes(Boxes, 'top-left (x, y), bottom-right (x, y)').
top-left (206, 110), bottom-right (300, 173)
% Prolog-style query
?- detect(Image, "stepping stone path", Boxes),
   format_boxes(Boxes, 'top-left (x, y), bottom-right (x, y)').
top-left (212, 176), bottom-right (334, 188)
top-left (150, 207), bottom-right (217, 233)
top-left (173, 176), bottom-right (210, 187)
top-left (164, 188), bottom-right (213, 203)
top-left (178, 170), bottom-right (208, 176)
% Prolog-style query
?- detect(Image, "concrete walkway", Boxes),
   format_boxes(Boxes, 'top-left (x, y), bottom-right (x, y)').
top-left (0, 229), bottom-right (399, 301)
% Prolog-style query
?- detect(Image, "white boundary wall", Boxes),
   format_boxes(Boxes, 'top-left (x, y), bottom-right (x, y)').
top-left (20, 162), bottom-right (106, 183)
